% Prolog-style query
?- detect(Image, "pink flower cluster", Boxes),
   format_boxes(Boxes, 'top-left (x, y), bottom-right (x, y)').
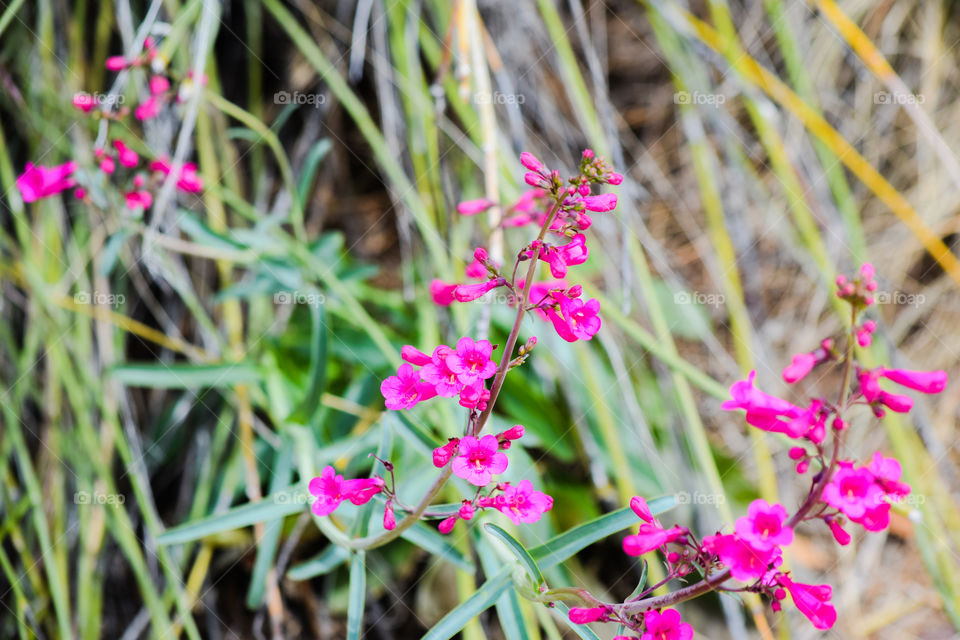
top-left (308, 465), bottom-right (384, 516)
top-left (380, 338), bottom-right (498, 411)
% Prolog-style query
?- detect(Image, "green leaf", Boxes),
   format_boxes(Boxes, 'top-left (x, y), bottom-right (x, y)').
top-left (529, 496), bottom-right (675, 569)
top-left (297, 138), bottom-right (333, 203)
top-left (484, 523), bottom-right (544, 589)
top-left (347, 551), bottom-right (366, 640)
top-left (110, 363), bottom-right (261, 389)
top-left (246, 442), bottom-right (294, 607)
top-left (287, 302), bottom-right (328, 424)
top-left (400, 521), bottom-right (473, 572)
top-left (157, 487), bottom-right (304, 545)
top-left (420, 567), bottom-right (513, 640)
top-left (287, 545), bottom-right (350, 580)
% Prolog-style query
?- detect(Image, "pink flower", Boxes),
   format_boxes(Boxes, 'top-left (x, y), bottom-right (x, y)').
top-left (821, 461), bottom-right (882, 521)
top-left (135, 96), bottom-right (161, 121)
top-left (867, 452), bottom-right (910, 497)
top-left (546, 297), bottom-right (601, 342)
top-left (630, 496), bottom-right (655, 523)
top-left (380, 363), bottom-right (437, 410)
top-left (113, 140), bottom-right (139, 168)
top-left (309, 465), bottom-right (345, 516)
top-left (782, 353), bottom-right (816, 384)
top-left (446, 337), bottom-right (497, 385)
top-left (640, 608), bottom-right (693, 640)
top-left (825, 516), bottom-right (851, 545)
top-left (451, 435), bottom-right (508, 486)
top-left (702, 533), bottom-right (777, 581)
top-left (458, 382), bottom-right (491, 410)
top-left (430, 280), bottom-right (458, 306)
top-left (497, 479), bottom-right (553, 524)
top-left (878, 390), bottom-right (913, 413)
top-left (383, 500), bottom-right (396, 530)
top-left (105, 56), bottom-right (129, 71)
top-left (421, 346), bottom-right (463, 397)
top-left (454, 277), bottom-right (506, 302)
top-left (734, 500), bottom-right (793, 552)
top-left (401, 345), bottom-right (433, 366)
top-left (457, 198), bottom-right (494, 215)
top-left (73, 93), bottom-right (97, 112)
top-left (175, 162), bottom-right (203, 192)
top-left (540, 234), bottom-right (589, 278)
top-left (125, 190), bottom-right (153, 210)
top-left (722, 371), bottom-right (806, 437)
top-left (458, 501), bottom-right (475, 520)
top-left (580, 193), bottom-right (617, 212)
top-left (880, 367), bottom-right (947, 394)
top-left (520, 151), bottom-right (544, 173)
top-left (778, 576), bottom-right (836, 630)
top-left (623, 523), bottom-right (685, 556)
top-left (498, 424), bottom-right (524, 443)
top-left (465, 258), bottom-right (487, 279)
top-left (149, 75), bottom-right (170, 96)
top-left (16, 162), bottom-right (77, 203)
top-left (568, 607), bottom-right (606, 624)
top-left (607, 172), bottom-right (624, 185)
top-left (438, 516), bottom-right (457, 534)
top-left (433, 439), bottom-right (460, 467)
top-left (341, 477), bottom-right (383, 505)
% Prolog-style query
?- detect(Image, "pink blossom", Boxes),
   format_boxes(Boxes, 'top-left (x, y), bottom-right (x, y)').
top-left (821, 461), bottom-right (882, 521)
top-left (540, 234), bottom-right (589, 278)
top-left (446, 337), bottom-right (497, 385)
top-left (607, 172), bottom-right (624, 185)
top-left (640, 608), bottom-right (693, 640)
top-left (401, 345), bottom-right (433, 366)
top-left (630, 496), bottom-right (655, 523)
top-left (383, 500), bottom-right (396, 530)
top-left (99, 154), bottom-right (116, 174)
top-left (782, 353), bottom-right (816, 384)
top-left (380, 363), bottom-right (437, 410)
top-left (702, 533), bottom-right (777, 581)
top-left (856, 320), bottom-right (876, 347)
top-left (722, 371), bottom-right (806, 437)
top-left (430, 280), bottom-right (458, 306)
top-left (734, 500), bottom-right (793, 552)
top-left (149, 75), bottom-right (170, 96)
top-left (176, 163), bottom-right (203, 192)
top-left (457, 198), bottom-right (494, 215)
top-left (309, 465), bottom-right (345, 516)
top-left (878, 390), bottom-right (913, 413)
top-left (73, 93), bottom-right (97, 112)
top-left (778, 576), bottom-right (836, 630)
top-left (16, 162), bottom-right (77, 203)
top-left (125, 190), bottom-right (153, 210)
top-left (113, 140), bottom-right (139, 168)
top-left (867, 452), bottom-right (910, 497)
top-left (568, 607), bottom-right (606, 624)
top-left (438, 516), bottom-right (457, 534)
top-left (421, 345), bottom-right (463, 397)
top-left (498, 425), bottom-right (524, 442)
top-left (497, 479), bottom-right (553, 524)
top-left (341, 477), bottom-right (383, 505)
top-left (580, 193), bottom-right (617, 212)
top-left (451, 435), bottom-right (508, 486)
top-left (74, 187), bottom-right (87, 200)
top-left (105, 56), bottom-right (129, 71)
top-left (465, 258), bottom-right (487, 279)
top-left (546, 297), bottom-right (602, 342)
top-left (825, 517), bottom-right (850, 545)
top-left (880, 367), bottom-right (947, 394)
top-left (454, 277), bottom-right (506, 302)
top-left (458, 382), bottom-right (491, 410)
top-left (623, 523), bottom-right (685, 556)
top-left (458, 501), bottom-right (475, 520)
top-left (135, 96), bottom-right (161, 121)
top-left (433, 439), bottom-right (460, 467)
top-left (520, 151), bottom-right (544, 173)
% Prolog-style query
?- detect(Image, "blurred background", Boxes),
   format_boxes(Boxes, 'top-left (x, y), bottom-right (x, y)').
top-left (1, 0), bottom-right (960, 638)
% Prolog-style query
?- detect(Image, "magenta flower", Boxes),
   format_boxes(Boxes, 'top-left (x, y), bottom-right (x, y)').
top-left (446, 337), bottom-right (497, 386)
top-left (540, 234), bottom-right (589, 278)
top-left (401, 345), bottom-right (433, 366)
top-left (640, 608), bottom-right (693, 640)
top-left (546, 297), bottom-right (601, 342)
top-left (580, 193), bottom-right (617, 212)
top-left (497, 479), bottom-right (553, 525)
top-left (16, 162), bottom-right (77, 203)
top-left (438, 516), bottom-right (457, 534)
top-left (630, 496), bottom-right (655, 523)
top-left (380, 363), bottom-right (437, 410)
top-left (105, 55), bottom-right (129, 70)
top-left (309, 465), bottom-right (346, 516)
top-left (113, 140), bottom-right (139, 168)
top-left (383, 500), bottom-right (396, 530)
top-left (777, 576), bottom-right (836, 630)
top-left (421, 345), bottom-right (464, 397)
top-left (457, 198), bottom-right (494, 216)
top-left (825, 517), bottom-right (851, 546)
top-left (454, 277), bottom-right (506, 302)
top-left (722, 371), bottom-right (806, 437)
top-left (734, 500), bottom-right (793, 552)
top-left (880, 367), bottom-right (947, 394)
top-left (430, 279), bottom-right (457, 306)
top-left (73, 93), bottom-right (97, 112)
top-left (465, 258), bottom-right (487, 279)
top-left (458, 382), bottom-right (490, 410)
top-left (623, 523), bottom-right (684, 556)
top-left (821, 461), bottom-right (882, 521)
top-left (702, 533), bottom-right (777, 581)
top-left (782, 352), bottom-right (816, 384)
top-left (867, 452), bottom-right (910, 497)
top-left (135, 96), bottom-right (161, 121)
top-left (451, 435), bottom-right (508, 486)
top-left (520, 151), bottom-right (544, 173)
top-left (149, 75), bottom-right (170, 96)
top-left (432, 438), bottom-right (460, 467)
top-left (568, 607), bottom-right (606, 624)
top-left (125, 190), bottom-right (153, 210)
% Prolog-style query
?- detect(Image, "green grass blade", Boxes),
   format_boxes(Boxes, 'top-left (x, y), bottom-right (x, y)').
top-left (109, 363), bottom-right (261, 388)
top-left (347, 551), bottom-right (366, 640)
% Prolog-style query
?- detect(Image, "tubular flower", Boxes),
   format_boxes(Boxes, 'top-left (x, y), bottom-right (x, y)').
top-left (451, 435), bottom-right (508, 486)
